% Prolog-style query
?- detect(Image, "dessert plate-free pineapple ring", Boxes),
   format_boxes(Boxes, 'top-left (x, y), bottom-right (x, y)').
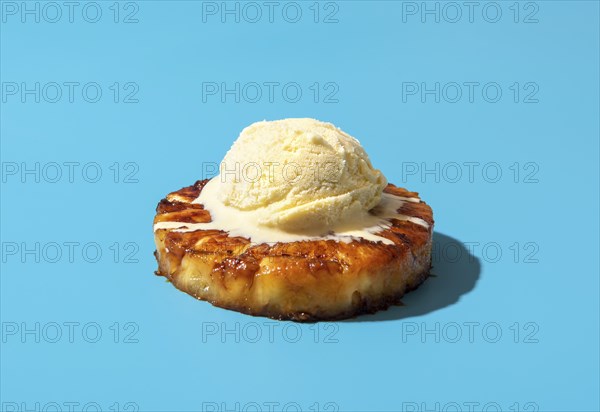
top-left (153, 179), bottom-right (434, 322)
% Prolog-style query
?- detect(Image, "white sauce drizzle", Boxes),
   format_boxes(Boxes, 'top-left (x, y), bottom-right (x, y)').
top-left (154, 179), bottom-right (428, 246)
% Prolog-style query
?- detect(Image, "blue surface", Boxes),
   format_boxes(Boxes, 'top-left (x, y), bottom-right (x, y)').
top-left (1, 1), bottom-right (599, 411)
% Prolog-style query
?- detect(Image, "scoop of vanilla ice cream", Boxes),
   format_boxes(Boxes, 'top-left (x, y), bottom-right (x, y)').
top-left (217, 118), bottom-right (387, 231)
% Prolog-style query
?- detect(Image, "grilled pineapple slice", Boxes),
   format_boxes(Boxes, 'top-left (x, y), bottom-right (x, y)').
top-left (153, 180), bottom-right (434, 321)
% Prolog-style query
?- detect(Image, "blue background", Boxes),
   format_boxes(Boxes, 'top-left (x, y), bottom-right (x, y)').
top-left (1, 1), bottom-right (599, 411)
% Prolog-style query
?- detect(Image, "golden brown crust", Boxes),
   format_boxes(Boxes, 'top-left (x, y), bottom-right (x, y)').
top-left (153, 180), bottom-right (434, 322)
